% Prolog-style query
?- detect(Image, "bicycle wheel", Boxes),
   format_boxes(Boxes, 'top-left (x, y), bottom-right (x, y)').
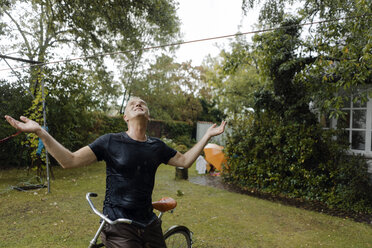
top-left (164, 225), bottom-right (192, 248)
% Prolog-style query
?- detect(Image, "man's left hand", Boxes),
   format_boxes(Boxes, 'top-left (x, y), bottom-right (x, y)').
top-left (206, 121), bottom-right (227, 138)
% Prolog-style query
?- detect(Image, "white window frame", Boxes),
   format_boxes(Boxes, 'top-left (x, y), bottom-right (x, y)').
top-left (322, 95), bottom-right (372, 158)
top-left (343, 98), bottom-right (370, 156)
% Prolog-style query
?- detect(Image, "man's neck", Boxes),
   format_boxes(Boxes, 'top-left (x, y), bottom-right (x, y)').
top-left (126, 118), bottom-right (148, 141)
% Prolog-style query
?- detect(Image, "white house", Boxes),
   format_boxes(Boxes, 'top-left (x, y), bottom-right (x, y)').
top-left (319, 94), bottom-right (372, 175)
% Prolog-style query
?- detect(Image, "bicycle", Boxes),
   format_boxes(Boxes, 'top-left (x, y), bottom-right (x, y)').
top-left (86, 192), bottom-right (193, 248)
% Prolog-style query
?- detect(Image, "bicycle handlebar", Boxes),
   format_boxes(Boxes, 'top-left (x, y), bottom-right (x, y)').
top-left (86, 192), bottom-right (134, 226)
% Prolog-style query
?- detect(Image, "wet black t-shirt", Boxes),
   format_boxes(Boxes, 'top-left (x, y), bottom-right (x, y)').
top-left (88, 132), bottom-right (177, 225)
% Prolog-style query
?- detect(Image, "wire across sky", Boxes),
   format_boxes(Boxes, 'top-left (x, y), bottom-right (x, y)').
top-left (0, 14), bottom-right (369, 72)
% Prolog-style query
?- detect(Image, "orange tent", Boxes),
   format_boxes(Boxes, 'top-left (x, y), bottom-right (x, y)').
top-left (203, 143), bottom-right (227, 171)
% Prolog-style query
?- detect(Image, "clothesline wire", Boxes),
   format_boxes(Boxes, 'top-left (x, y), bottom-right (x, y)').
top-left (0, 13), bottom-right (370, 72)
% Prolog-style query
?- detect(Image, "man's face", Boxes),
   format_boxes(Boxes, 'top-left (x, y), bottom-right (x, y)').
top-left (124, 98), bottom-right (150, 122)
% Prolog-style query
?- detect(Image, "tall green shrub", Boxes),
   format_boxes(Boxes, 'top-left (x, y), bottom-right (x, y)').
top-left (224, 112), bottom-right (372, 213)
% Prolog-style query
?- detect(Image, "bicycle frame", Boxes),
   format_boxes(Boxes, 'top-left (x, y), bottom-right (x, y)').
top-left (86, 193), bottom-right (131, 247)
top-left (86, 192), bottom-right (192, 248)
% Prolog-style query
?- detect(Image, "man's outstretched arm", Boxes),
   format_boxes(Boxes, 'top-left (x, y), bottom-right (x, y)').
top-left (168, 121), bottom-right (226, 168)
top-left (4, 115), bottom-right (97, 168)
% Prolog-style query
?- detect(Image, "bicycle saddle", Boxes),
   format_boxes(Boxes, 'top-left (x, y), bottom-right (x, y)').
top-left (152, 197), bottom-right (177, 212)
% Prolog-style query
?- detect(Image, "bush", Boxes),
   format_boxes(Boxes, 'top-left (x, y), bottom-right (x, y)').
top-left (149, 119), bottom-right (195, 150)
top-left (224, 111), bottom-right (372, 213)
top-left (1, 106), bottom-right (194, 168)
top-left (0, 84), bottom-right (32, 167)
top-left (161, 137), bottom-right (190, 154)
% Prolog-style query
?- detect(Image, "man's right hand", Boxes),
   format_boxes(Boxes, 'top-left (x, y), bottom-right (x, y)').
top-left (4, 115), bottom-right (97, 169)
top-left (4, 115), bottom-right (42, 134)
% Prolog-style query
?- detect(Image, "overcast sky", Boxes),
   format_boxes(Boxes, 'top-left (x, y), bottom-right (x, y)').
top-left (174, 0), bottom-right (260, 65)
top-left (0, 1), bottom-right (260, 78)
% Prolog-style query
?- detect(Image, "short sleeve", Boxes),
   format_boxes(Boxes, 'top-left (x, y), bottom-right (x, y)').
top-left (161, 142), bottom-right (177, 164)
top-left (88, 134), bottom-right (110, 161)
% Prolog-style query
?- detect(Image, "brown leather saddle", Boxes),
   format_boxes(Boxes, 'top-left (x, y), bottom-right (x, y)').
top-left (152, 197), bottom-right (177, 212)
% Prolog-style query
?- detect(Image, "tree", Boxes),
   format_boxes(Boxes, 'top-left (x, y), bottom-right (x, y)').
top-left (0, 0), bottom-right (180, 62)
top-left (0, 0), bottom-right (180, 172)
top-left (0, 0), bottom-right (180, 109)
top-left (220, 0), bottom-right (372, 213)
top-left (45, 62), bottom-right (117, 150)
top-left (125, 55), bottom-right (212, 123)
top-left (242, 0), bottom-right (372, 114)
top-left (251, 17), bottom-right (319, 124)
top-left (202, 36), bottom-right (261, 117)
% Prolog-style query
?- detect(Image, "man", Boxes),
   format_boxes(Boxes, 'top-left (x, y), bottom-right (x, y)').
top-left (4, 96), bottom-right (226, 248)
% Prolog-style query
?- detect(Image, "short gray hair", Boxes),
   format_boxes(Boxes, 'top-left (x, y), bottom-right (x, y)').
top-left (124, 96), bottom-right (149, 116)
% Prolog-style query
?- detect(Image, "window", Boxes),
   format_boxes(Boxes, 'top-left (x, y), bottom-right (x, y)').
top-left (339, 97), bottom-right (368, 151)
top-left (318, 94), bottom-right (372, 156)
top-left (319, 95), bottom-right (372, 157)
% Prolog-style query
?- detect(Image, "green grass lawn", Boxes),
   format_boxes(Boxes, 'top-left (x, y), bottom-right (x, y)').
top-left (0, 163), bottom-right (371, 248)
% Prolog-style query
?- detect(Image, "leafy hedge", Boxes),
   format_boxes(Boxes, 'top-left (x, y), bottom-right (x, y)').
top-left (0, 84), bottom-right (32, 168)
top-left (224, 112), bottom-right (372, 213)
top-left (147, 119), bottom-right (195, 148)
top-left (1, 109), bottom-right (193, 167)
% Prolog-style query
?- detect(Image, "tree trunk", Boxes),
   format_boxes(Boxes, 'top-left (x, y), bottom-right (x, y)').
top-left (175, 167), bottom-right (188, 180)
